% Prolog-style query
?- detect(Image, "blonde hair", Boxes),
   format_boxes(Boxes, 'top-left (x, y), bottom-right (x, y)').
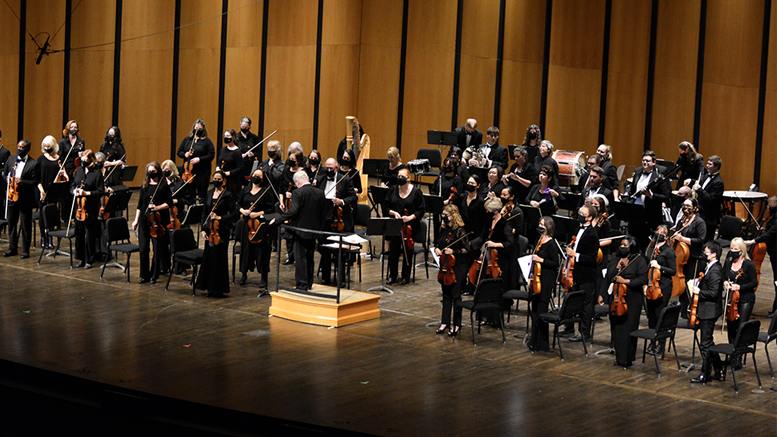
top-left (387, 146), bottom-right (400, 160)
top-left (267, 140), bottom-right (282, 153)
top-left (161, 159), bottom-right (180, 179)
top-left (41, 135), bottom-right (58, 154)
top-left (485, 197), bottom-right (503, 212)
top-left (729, 238), bottom-right (749, 260)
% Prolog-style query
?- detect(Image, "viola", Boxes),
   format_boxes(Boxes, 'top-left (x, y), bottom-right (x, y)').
top-left (468, 227), bottom-right (500, 285)
top-left (75, 181), bottom-right (88, 222)
top-left (401, 208), bottom-right (414, 253)
top-left (146, 184), bottom-right (166, 238)
top-left (611, 283), bottom-right (628, 316)
top-left (205, 189), bottom-right (226, 245)
top-left (437, 233), bottom-right (457, 286)
top-left (7, 161), bottom-right (19, 203)
top-left (561, 236), bottom-right (576, 291)
top-left (181, 138), bottom-right (195, 183)
top-left (529, 237), bottom-right (543, 295)
top-left (646, 245), bottom-right (663, 300)
top-left (54, 159), bottom-right (68, 183)
top-left (725, 268), bottom-right (743, 322)
top-left (333, 189), bottom-right (345, 232)
top-left (167, 205), bottom-right (181, 230)
top-left (689, 272), bottom-right (703, 328)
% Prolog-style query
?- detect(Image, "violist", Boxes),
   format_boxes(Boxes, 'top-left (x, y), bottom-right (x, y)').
top-left (722, 237), bottom-right (758, 369)
top-left (196, 171), bottom-right (236, 298)
top-left (644, 224), bottom-right (676, 356)
top-left (71, 150), bottom-right (104, 269)
top-left (434, 205), bottom-right (471, 338)
top-left (383, 167), bottom-right (424, 285)
top-left (527, 216), bottom-right (560, 353)
top-left (131, 162), bottom-right (172, 284)
top-left (316, 158), bottom-right (357, 288)
top-left (237, 168), bottom-right (275, 289)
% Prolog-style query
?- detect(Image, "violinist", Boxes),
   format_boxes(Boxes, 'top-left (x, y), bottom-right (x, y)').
top-left (3, 139), bottom-right (40, 259)
top-left (238, 117), bottom-right (262, 185)
top-left (434, 205), bottom-right (471, 338)
top-left (589, 195), bottom-right (613, 308)
top-left (316, 158), bottom-right (357, 288)
top-left (98, 126), bottom-right (127, 183)
top-left (70, 150), bottom-right (104, 268)
top-left (177, 118), bottom-right (215, 201)
top-left (237, 169), bottom-right (275, 288)
top-left (216, 129), bottom-right (244, 196)
top-left (37, 135), bottom-right (68, 249)
top-left (479, 166), bottom-right (505, 200)
top-left (644, 225), bottom-right (676, 356)
top-left (503, 146), bottom-right (537, 205)
top-left (500, 186), bottom-right (524, 290)
top-left (162, 159), bottom-right (187, 274)
top-left (257, 140), bottom-right (285, 192)
top-left (59, 120), bottom-right (85, 179)
top-left (675, 141), bottom-right (704, 190)
top-left (431, 157), bottom-right (464, 241)
top-left (380, 147), bottom-right (406, 188)
top-left (562, 205), bottom-right (599, 343)
top-left (195, 171), bottom-right (236, 297)
top-left (457, 175), bottom-right (486, 291)
top-left (690, 241), bottom-right (725, 384)
top-left (337, 149), bottom-right (363, 196)
top-left (527, 216), bottom-right (561, 353)
top-left (383, 167), bottom-right (425, 285)
top-left (527, 166), bottom-right (562, 218)
top-left (670, 198), bottom-right (707, 317)
top-left (533, 140), bottom-right (559, 190)
top-left (94, 152), bottom-right (116, 263)
top-left (604, 236), bottom-right (648, 368)
top-left (306, 149), bottom-right (322, 184)
top-left (280, 150), bottom-right (304, 265)
top-left (469, 198), bottom-right (513, 324)
top-left (131, 162), bottom-right (172, 284)
top-left (745, 196), bottom-right (777, 316)
top-left (722, 238), bottom-right (758, 366)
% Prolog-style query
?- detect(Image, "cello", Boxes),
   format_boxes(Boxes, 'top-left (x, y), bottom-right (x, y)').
top-left (670, 211), bottom-right (694, 297)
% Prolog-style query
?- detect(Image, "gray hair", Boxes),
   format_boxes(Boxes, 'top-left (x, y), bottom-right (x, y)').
top-left (293, 170), bottom-right (308, 185)
top-left (288, 142), bottom-right (303, 154)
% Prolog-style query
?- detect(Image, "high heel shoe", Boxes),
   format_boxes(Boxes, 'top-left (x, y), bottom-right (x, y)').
top-left (436, 325), bottom-right (448, 334)
top-left (448, 326), bottom-right (460, 337)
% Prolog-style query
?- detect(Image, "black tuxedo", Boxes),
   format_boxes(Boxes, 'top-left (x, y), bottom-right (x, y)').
top-left (625, 167), bottom-right (671, 249)
top-left (571, 224), bottom-right (600, 338)
top-left (4, 155), bottom-right (40, 255)
top-left (454, 126), bottom-right (483, 150)
top-left (576, 184), bottom-right (614, 213)
top-left (695, 172), bottom-right (724, 240)
top-left (315, 172), bottom-right (357, 234)
top-left (485, 143), bottom-right (509, 172)
top-left (279, 182), bottom-right (326, 289)
top-left (696, 260), bottom-right (723, 375)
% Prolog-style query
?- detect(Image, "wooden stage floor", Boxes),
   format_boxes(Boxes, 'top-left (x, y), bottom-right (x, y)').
top-left (0, 222), bottom-right (776, 435)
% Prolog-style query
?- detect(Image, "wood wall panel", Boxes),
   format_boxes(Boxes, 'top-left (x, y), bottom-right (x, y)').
top-left (456, 0), bottom-right (500, 132)
top-left (544, 0), bottom-right (605, 152)
top-left (119, 0), bottom-right (175, 186)
top-left (70, 0), bottom-right (115, 152)
top-left (177, 0), bottom-right (222, 172)
top-left (699, 0), bottom-right (763, 191)
top-left (356, 0), bottom-right (403, 158)
top-left (761, 2), bottom-right (776, 196)
top-left (650, 0), bottom-right (700, 163)
top-left (318, 0), bottom-right (362, 160)
top-left (223, 0), bottom-right (264, 157)
top-left (603, 0), bottom-right (651, 166)
top-left (264, 0), bottom-right (318, 151)
top-left (0, 0), bottom-right (20, 147)
top-left (401, 0), bottom-right (457, 162)
top-left (23, 0), bottom-right (65, 155)
top-left (499, 0), bottom-right (546, 146)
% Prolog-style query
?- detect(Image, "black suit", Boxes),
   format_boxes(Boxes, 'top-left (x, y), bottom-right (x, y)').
top-left (576, 184), bottom-right (614, 213)
top-left (625, 167), bottom-right (671, 249)
top-left (695, 172), bottom-right (724, 241)
top-left (485, 143), bottom-right (509, 172)
top-left (572, 224), bottom-right (600, 338)
top-left (454, 126), bottom-right (483, 150)
top-left (4, 155), bottom-right (40, 255)
top-left (601, 161), bottom-right (619, 192)
top-left (696, 260), bottom-right (723, 375)
top-left (315, 172), bottom-right (357, 285)
top-left (279, 182), bottom-right (326, 289)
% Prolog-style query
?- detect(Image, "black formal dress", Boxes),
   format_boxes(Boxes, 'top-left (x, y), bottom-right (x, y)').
top-left (277, 182), bottom-right (326, 290)
top-left (217, 145), bottom-right (244, 197)
top-left (383, 185), bottom-right (425, 283)
top-left (37, 155), bottom-right (62, 246)
top-left (754, 215), bottom-right (777, 312)
top-left (645, 243), bottom-right (676, 330)
top-left (59, 136), bottom-right (85, 179)
top-left (380, 163), bottom-right (407, 188)
top-left (674, 214), bottom-right (707, 315)
top-left (525, 184), bottom-right (563, 218)
top-left (239, 130), bottom-right (262, 185)
top-left (4, 155), bottom-right (40, 256)
top-left (569, 224), bottom-right (599, 338)
top-left (528, 239), bottom-right (560, 352)
top-left (533, 154), bottom-right (559, 190)
top-left (675, 154), bottom-right (704, 190)
top-left (257, 157), bottom-right (285, 193)
top-left (135, 180), bottom-right (173, 282)
top-left (606, 254), bottom-right (649, 366)
top-left (196, 188), bottom-right (236, 297)
top-left (71, 166), bottom-right (104, 265)
top-left (237, 185), bottom-right (275, 287)
top-left (480, 181), bottom-right (505, 201)
top-left (722, 257), bottom-right (757, 344)
top-left (437, 226), bottom-right (472, 330)
top-left (177, 136), bottom-right (215, 200)
top-left (99, 140), bottom-right (127, 184)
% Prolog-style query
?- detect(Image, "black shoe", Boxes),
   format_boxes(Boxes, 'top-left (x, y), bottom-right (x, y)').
top-left (20, 253), bottom-right (30, 259)
top-left (282, 258), bottom-right (294, 266)
top-left (448, 326), bottom-right (460, 337)
top-left (4, 250), bottom-right (18, 257)
top-left (690, 374), bottom-right (709, 384)
top-left (150, 278), bottom-right (156, 284)
top-left (397, 278), bottom-right (409, 285)
top-left (768, 311), bottom-right (775, 318)
top-left (645, 344), bottom-right (655, 355)
top-left (569, 334), bottom-right (589, 343)
top-left (436, 325), bottom-right (448, 334)
top-left (711, 369), bottom-right (725, 381)
top-left (138, 278), bottom-right (150, 284)
top-left (75, 261), bottom-right (86, 268)
top-left (239, 274), bottom-right (248, 285)
top-left (320, 279), bottom-right (331, 286)
top-left (732, 358), bottom-right (743, 370)
top-left (207, 293), bottom-right (225, 298)
top-left (258, 279), bottom-right (268, 289)
top-left (386, 278), bottom-right (397, 285)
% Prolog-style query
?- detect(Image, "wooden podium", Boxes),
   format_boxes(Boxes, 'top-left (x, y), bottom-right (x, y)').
top-left (269, 285), bottom-right (381, 327)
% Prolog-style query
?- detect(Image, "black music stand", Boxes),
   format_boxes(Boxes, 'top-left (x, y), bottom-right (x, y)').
top-left (521, 204), bottom-right (541, 244)
top-left (102, 189), bottom-right (133, 272)
top-left (553, 214), bottom-right (580, 245)
top-left (426, 130), bottom-right (457, 147)
top-left (122, 166), bottom-right (138, 184)
top-left (366, 217), bottom-right (403, 294)
top-left (562, 192), bottom-right (582, 215)
top-left (362, 158), bottom-right (386, 178)
top-left (420, 194), bottom-right (444, 269)
top-left (612, 201), bottom-right (645, 234)
top-left (468, 166), bottom-right (489, 184)
top-left (368, 185), bottom-right (389, 217)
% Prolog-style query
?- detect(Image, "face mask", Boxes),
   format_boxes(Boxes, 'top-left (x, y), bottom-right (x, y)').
top-left (195, 128), bottom-right (204, 137)
top-left (213, 180), bottom-right (223, 188)
top-left (537, 226), bottom-right (546, 234)
top-left (682, 206), bottom-right (692, 214)
top-left (241, 128), bottom-right (249, 134)
top-left (730, 250), bottom-right (741, 259)
top-left (148, 171), bottom-right (158, 179)
top-left (655, 233), bottom-right (666, 243)
top-left (445, 166), bottom-right (454, 174)
top-left (769, 205), bottom-right (776, 215)
top-left (95, 162), bottom-right (104, 170)
top-left (339, 156), bottom-right (351, 166)
top-left (287, 159), bottom-right (297, 167)
top-left (44, 147), bottom-right (53, 154)
top-left (224, 137), bottom-right (233, 144)
top-left (106, 134), bottom-right (115, 143)
top-left (617, 246), bottom-right (630, 258)
top-left (397, 177), bottom-right (408, 186)
top-left (466, 185), bottom-right (477, 193)
top-left (16, 149), bottom-right (27, 158)
top-left (309, 158), bottom-right (320, 166)
top-left (501, 197), bottom-right (510, 204)
top-left (325, 169), bottom-right (336, 178)
top-left (163, 169), bottom-right (172, 178)
top-left (578, 215), bottom-right (588, 225)
top-left (69, 128), bottom-right (78, 136)
top-left (251, 176), bottom-right (262, 185)
top-left (267, 150), bottom-right (276, 158)
top-left (528, 132), bottom-right (537, 140)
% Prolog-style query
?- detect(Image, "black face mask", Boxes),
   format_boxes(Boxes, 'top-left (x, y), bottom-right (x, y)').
top-left (309, 158), bottom-right (320, 166)
top-left (105, 134), bottom-right (115, 143)
top-left (528, 132), bottom-right (537, 140)
top-left (223, 137), bottom-right (233, 144)
top-left (655, 233), bottom-right (666, 243)
top-left (95, 162), bottom-right (104, 170)
top-left (339, 156), bottom-right (351, 166)
top-left (578, 215), bottom-right (588, 225)
top-left (287, 159), bottom-right (297, 168)
top-left (251, 176), bottom-right (262, 185)
top-left (682, 206), bottom-right (692, 214)
top-left (213, 180), bottom-right (223, 188)
top-left (617, 246), bottom-right (630, 258)
top-left (465, 184), bottom-right (477, 193)
top-left (445, 167), bottom-right (454, 174)
top-left (267, 150), bottom-right (277, 158)
top-left (396, 177), bottom-right (408, 186)
top-left (69, 128), bottom-right (78, 136)
top-left (44, 147), bottom-right (53, 154)
top-left (241, 128), bottom-right (249, 134)
top-left (163, 169), bottom-right (172, 178)
top-left (501, 197), bottom-right (510, 204)
top-left (16, 149), bottom-right (27, 158)
top-left (325, 169), bottom-right (336, 179)
top-left (730, 250), bottom-right (742, 259)
top-left (195, 128), bottom-right (204, 137)
top-left (537, 226), bottom-right (546, 234)
top-left (148, 171), bottom-right (158, 179)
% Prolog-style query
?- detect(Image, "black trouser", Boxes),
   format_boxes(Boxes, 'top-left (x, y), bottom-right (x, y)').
top-left (293, 237), bottom-right (316, 289)
top-left (6, 201), bottom-right (33, 255)
top-left (699, 318), bottom-right (722, 375)
top-left (319, 246), bottom-right (353, 284)
top-left (138, 222), bottom-right (170, 281)
top-left (75, 216), bottom-right (101, 263)
top-left (440, 262), bottom-right (467, 327)
top-left (726, 301), bottom-right (754, 344)
top-left (388, 236), bottom-right (412, 281)
top-left (529, 295), bottom-right (550, 351)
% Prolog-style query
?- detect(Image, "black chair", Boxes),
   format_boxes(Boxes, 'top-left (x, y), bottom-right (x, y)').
top-left (630, 303), bottom-right (682, 376)
top-left (708, 319), bottom-right (762, 392)
top-left (166, 228), bottom-right (205, 295)
top-left (456, 278), bottom-right (506, 345)
top-left (539, 290), bottom-right (588, 360)
top-left (676, 318), bottom-right (702, 372)
top-left (503, 236), bottom-right (533, 333)
top-left (411, 220), bottom-right (429, 282)
top-left (180, 204), bottom-right (204, 244)
top-left (416, 148), bottom-right (442, 179)
top-left (590, 302), bottom-right (612, 349)
top-left (757, 315), bottom-right (777, 378)
top-left (37, 204), bottom-right (75, 267)
top-left (715, 215), bottom-right (743, 248)
top-left (100, 217), bottom-right (140, 283)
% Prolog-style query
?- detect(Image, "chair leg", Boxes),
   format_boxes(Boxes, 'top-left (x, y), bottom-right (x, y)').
top-left (752, 352), bottom-right (762, 388)
top-left (100, 254), bottom-right (108, 278)
top-left (165, 265), bottom-right (174, 290)
top-left (641, 339), bottom-right (648, 364)
top-left (470, 311), bottom-right (477, 345)
top-left (670, 337), bottom-right (681, 371)
top-left (580, 329), bottom-right (588, 356)
top-left (765, 342), bottom-right (774, 378)
top-left (126, 253), bottom-right (132, 283)
top-left (498, 310), bottom-right (506, 343)
top-left (191, 265), bottom-right (198, 296)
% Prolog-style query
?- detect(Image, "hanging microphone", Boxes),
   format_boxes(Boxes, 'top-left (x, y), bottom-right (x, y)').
top-left (36, 36), bottom-right (50, 65)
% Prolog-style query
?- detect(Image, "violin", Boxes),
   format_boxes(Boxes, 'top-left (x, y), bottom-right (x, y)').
top-left (725, 268), bottom-right (743, 322)
top-left (401, 208), bottom-right (414, 255)
top-left (437, 232), bottom-right (457, 286)
top-left (333, 189), bottom-right (345, 232)
top-left (646, 244), bottom-right (663, 300)
top-left (468, 227), bottom-right (501, 285)
top-left (181, 138), bottom-right (195, 183)
top-left (596, 212), bottom-right (608, 228)
top-left (610, 254), bottom-right (640, 317)
top-left (561, 236), bottom-right (576, 291)
top-left (99, 191), bottom-right (111, 220)
top-left (7, 161), bottom-right (19, 203)
top-left (246, 187), bottom-right (271, 243)
top-left (75, 181), bottom-right (88, 222)
top-left (54, 159), bottom-right (68, 183)
top-left (284, 182), bottom-right (293, 211)
top-left (167, 205), bottom-right (181, 230)
top-left (205, 189), bottom-right (226, 245)
top-left (446, 186), bottom-right (457, 205)
top-left (689, 272), bottom-right (703, 328)
top-left (146, 184), bottom-right (166, 238)
top-left (529, 237), bottom-right (543, 295)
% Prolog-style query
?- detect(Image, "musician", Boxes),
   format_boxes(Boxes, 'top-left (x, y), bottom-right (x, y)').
top-left (576, 165), bottom-right (614, 213)
top-left (214, 129), bottom-right (244, 197)
top-left (431, 157), bottom-right (464, 242)
top-left (383, 168), bottom-right (425, 285)
top-left (162, 159), bottom-right (188, 275)
top-left (338, 148), bottom-right (363, 196)
top-left (500, 186), bottom-right (524, 290)
top-left (644, 224), bottom-right (676, 356)
top-left (676, 141), bottom-right (704, 190)
top-left (527, 166), bottom-right (562, 218)
top-left (306, 149), bottom-right (322, 184)
top-left (454, 118), bottom-right (483, 151)
top-left (337, 123), bottom-right (366, 161)
top-left (470, 198), bottom-right (514, 304)
top-left (623, 150), bottom-right (671, 249)
top-left (480, 166), bottom-right (505, 200)
top-left (316, 158), bottom-right (357, 287)
top-left (464, 126), bottom-right (509, 171)
top-left (435, 204), bottom-right (471, 338)
top-left (94, 152), bottom-right (116, 262)
top-left (671, 198), bottom-right (708, 317)
top-left (575, 154), bottom-right (602, 193)
top-left (287, 142), bottom-right (307, 168)
top-left (257, 140), bottom-right (285, 192)
top-left (604, 236), bottom-right (648, 367)
top-left (691, 155), bottom-right (724, 241)
top-left (457, 175), bottom-right (486, 243)
top-left (196, 171), bottom-right (236, 297)
top-left (0, 130), bottom-right (7, 217)
top-left (596, 144), bottom-right (619, 195)
top-left (238, 117), bottom-right (262, 181)
top-left (533, 140), bottom-right (559, 190)
top-left (671, 185), bottom-right (693, 223)
top-left (70, 150), bottom-right (104, 268)
top-left (380, 147), bottom-right (406, 188)
top-left (722, 238), bottom-right (758, 365)
top-left (503, 146), bottom-right (537, 204)
top-left (3, 139), bottom-right (40, 259)
top-left (37, 135), bottom-right (68, 248)
top-left (690, 241), bottom-right (725, 384)
top-left (527, 216), bottom-right (561, 352)
top-left (237, 168), bottom-right (275, 289)
top-left (99, 126), bottom-right (126, 182)
top-left (270, 170), bottom-right (326, 291)
top-left (177, 118), bottom-right (215, 201)
top-left (448, 146), bottom-right (470, 182)
top-left (563, 204), bottom-right (599, 342)
top-left (521, 124), bottom-right (542, 149)
top-left (745, 196), bottom-right (777, 316)
top-left (130, 162), bottom-right (172, 284)
top-left (59, 120), bottom-right (85, 179)
top-left (280, 150), bottom-right (304, 265)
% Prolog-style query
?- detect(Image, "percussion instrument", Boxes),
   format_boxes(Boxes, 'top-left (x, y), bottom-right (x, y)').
top-left (722, 190), bottom-right (767, 236)
top-left (551, 150), bottom-right (586, 187)
top-left (407, 158), bottom-right (431, 175)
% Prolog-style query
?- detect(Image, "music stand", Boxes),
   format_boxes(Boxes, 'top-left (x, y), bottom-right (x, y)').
top-left (368, 185), bottom-right (389, 217)
top-left (467, 166), bottom-right (489, 184)
top-left (362, 158), bottom-right (386, 178)
top-left (122, 166), bottom-right (138, 185)
top-left (612, 201), bottom-right (645, 234)
top-left (562, 192), bottom-right (582, 215)
top-left (366, 217), bottom-right (403, 294)
top-left (426, 130), bottom-right (457, 147)
top-left (521, 204), bottom-right (541, 244)
top-left (552, 214), bottom-right (580, 245)
top-left (102, 189), bottom-right (133, 272)
top-left (419, 194), bottom-right (444, 269)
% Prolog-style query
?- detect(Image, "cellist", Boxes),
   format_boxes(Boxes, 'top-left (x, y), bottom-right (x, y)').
top-left (434, 205), bottom-right (471, 338)
top-left (70, 150), bottom-right (103, 269)
top-left (131, 162), bottom-right (172, 284)
top-left (383, 168), bottom-right (425, 286)
top-left (315, 158), bottom-right (357, 288)
top-left (527, 216), bottom-right (560, 353)
top-left (561, 204), bottom-right (599, 343)
top-left (644, 224), bottom-right (676, 357)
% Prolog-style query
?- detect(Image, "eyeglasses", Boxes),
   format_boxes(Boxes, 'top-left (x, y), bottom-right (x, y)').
top-left (642, 159), bottom-right (653, 163)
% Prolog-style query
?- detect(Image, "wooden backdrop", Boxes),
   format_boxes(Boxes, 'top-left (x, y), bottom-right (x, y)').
top-left (0, 0), bottom-right (774, 195)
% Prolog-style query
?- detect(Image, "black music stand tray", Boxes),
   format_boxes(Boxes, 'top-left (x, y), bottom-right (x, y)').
top-left (368, 185), bottom-right (389, 217)
top-left (102, 189), bottom-right (133, 271)
top-left (552, 214), bottom-right (580, 245)
top-left (612, 201), bottom-right (644, 234)
top-left (521, 204), bottom-right (541, 244)
top-left (468, 166), bottom-right (489, 184)
top-left (427, 130), bottom-right (457, 147)
top-left (366, 217), bottom-right (403, 294)
top-left (419, 194), bottom-right (444, 269)
top-left (121, 166), bottom-right (138, 184)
